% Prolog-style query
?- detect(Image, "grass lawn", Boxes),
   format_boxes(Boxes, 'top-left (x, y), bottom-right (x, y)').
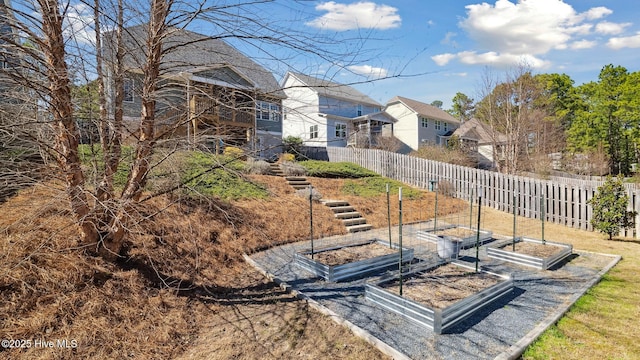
top-left (476, 207), bottom-right (640, 359)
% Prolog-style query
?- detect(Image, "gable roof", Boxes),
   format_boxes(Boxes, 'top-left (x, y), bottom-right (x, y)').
top-left (285, 71), bottom-right (381, 107)
top-left (452, 118), bottom-right (508, 144)
top-left (387, 96), bottom-right (459, 124)
top-left (107, 25), bottom-right (285, 98)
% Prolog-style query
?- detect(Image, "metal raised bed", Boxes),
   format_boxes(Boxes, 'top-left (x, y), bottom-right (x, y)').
top-left (417, 225), bottom-right (493, 249)
top-left (365, 262), bottom-right (513, 334)
top-left (294, 239), bottom-right (414, 282)
top-left (487, 237), bottom-right (573, 270)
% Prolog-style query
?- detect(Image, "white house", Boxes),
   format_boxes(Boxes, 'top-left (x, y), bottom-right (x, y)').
top-left (385, 96), bottom-right (461, 152)
top-left (281, 72), bottom-right (394, 147)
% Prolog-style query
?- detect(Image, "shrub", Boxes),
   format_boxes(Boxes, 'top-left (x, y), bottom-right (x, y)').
top-left (278, 153), bottom-right (295, 163)
top-left (223, 146), bottom-right (245, 159)
top-left (282, 135), bottom-right (303, 158)
top-left (588, 175), bottom-right (637, 240)
top-left (298, 160), bottom-right (378, 178)
top-left (411, 144), bottom-right (477, 168)
top-left (280, 161), bottom-right (307, 176)
top-left (244, 159), bottom-right (272, 175)
top-left (296, 187), bottom-right (322, 201)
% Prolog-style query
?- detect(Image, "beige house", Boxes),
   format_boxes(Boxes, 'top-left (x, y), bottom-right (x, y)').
top-left (384, 96), bottom-right (460, 153)
top-left (452, 118), bottom-right (508, 169)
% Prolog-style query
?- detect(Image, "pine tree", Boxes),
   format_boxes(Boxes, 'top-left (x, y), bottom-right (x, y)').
top-left (588, 175), bottom-right (636, 239)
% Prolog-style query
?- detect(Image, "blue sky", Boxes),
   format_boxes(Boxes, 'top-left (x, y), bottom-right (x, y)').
top-left (58, 0), bottom-right (640, 109)
top-left (275, 0), bottom-right (640, 109)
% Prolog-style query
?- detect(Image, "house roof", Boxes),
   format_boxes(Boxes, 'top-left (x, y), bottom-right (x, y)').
top-left (386, 96), bottom-right (460, 124)
top-left (452, 118), bottom-right (508, 144)
top-left (108, 25), bottom-right (285, 98)
top-left (285, 72), bottom-right (381, 107)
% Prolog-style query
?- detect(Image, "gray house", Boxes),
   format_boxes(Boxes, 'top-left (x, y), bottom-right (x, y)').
top-left (106, 26), bottom-right (286, 158)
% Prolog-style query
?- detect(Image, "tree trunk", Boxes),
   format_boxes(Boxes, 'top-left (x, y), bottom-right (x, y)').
top-left (38, 0), bottom-right (98, 243)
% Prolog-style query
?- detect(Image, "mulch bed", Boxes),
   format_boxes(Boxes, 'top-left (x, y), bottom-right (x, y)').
top-left (436, 227), bottom-right (476, 238)
top-left (381, 263), bottom-right (501, 308)
top-left (499, 241), bottom-right (564, 258)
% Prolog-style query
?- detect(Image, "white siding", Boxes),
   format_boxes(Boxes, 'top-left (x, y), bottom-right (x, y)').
top-left (385, 102), bottom-right (419, 150)
top-left (282, 75), bottom-right (328, 146)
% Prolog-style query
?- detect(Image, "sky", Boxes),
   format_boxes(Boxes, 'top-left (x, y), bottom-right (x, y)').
top-left (52, 0), bottom-right (640, 110)
top-left (271, 0), bottom-right (640, 109)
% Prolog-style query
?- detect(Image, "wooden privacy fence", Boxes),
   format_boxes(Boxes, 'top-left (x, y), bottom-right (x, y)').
top-left (303, 146), bottom-right (640, 238)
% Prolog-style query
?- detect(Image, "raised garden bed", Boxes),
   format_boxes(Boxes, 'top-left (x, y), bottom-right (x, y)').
top-left (487, 237), bottom-right (573, 270)
top-left (365, 262), bottom-right (513, 334)
top-left (294, 239), bottom-right (414, 282)
top-left (417, 225), bottom-right (493, 249)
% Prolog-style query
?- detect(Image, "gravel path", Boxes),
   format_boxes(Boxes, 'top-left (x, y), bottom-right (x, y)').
top-left (248, 222), bottom-right (619, 360)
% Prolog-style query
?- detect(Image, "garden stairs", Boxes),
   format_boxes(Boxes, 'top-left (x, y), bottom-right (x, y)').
top-left (269, 163), bottom-right (372, 233)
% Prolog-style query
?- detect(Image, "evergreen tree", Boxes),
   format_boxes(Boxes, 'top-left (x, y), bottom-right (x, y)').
top-left (588, 175), bottom-right (636, 240)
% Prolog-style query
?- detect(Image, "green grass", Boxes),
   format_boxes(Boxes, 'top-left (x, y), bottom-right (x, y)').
top-left (299, 160), bottom-right (378, 178)
top-left (341, 177), bottom-right (422, 199)
top-left (182, 151), bottom-right (268, 200)
top-left (78, 144), bottom-right (134, 187)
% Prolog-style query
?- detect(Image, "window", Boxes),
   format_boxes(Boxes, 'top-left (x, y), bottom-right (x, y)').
top-left (256, 101), bottom-right (281, 121)
top-left (420, 117), bottom-right (428, 128)
top-left (309, 124), bottom-right (318, 139)
top-left (123, 78), bottom-right (134, 102)
top-left (435, 120), bottom-right (441, 130)
top-left (444, 122), bottom-right (448, 131)
top-left (335, 122), bottom-right (347, 138)
top-left (357, 104), bottom-right (363, 116)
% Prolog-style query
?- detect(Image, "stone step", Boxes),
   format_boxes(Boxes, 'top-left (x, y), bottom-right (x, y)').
top-left (285, 176), bottom-right (306, 181)
top-left (329, 205), bottom-right (356, 213)
top-left (291, 184), bottom-right (311, 190)
top-left (346, 224), bottom-right (373, 233)
top-left (322, 200), bottom-right (350, 207)
top-left (342, 217), bottom-right (367, 226)
top-left (335, 211), bottom-right (362, 219)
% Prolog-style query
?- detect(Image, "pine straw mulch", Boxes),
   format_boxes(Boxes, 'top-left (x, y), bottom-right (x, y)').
top-left (0, 175), bottom-right (464, 360)
top-left (381, 263), bottom-right (502, 309)
top-left (305, 242), bottom-right (397, 267)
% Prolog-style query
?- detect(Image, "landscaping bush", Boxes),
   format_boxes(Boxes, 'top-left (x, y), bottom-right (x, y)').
top-left (280, 161), bottom-right (307, 176)
top-left (295, 187), bottom-right (322, 201)
top-left (278, 153), bottom-right (295, 163)
top-left (245, 158), bottom-right (272, 175)
top-left (299, 160), bottom-right (378, 178)
top-left (223, 146), bottom-right (245, 159)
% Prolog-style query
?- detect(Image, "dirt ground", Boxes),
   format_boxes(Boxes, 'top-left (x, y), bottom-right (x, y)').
top-left (436, 227), bottom-right (477, 238)
top-left (382, 263), bottom-right (501, 308)
top-left (498, 240), bottom-right (565, 258)
top-left (306, 241), bottom-right (397, 266)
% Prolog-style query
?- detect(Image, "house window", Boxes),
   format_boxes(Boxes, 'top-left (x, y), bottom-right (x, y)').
top-left (435, 120), bottom-right (441, 130)
top-left (123, 78), bottom-right (134, 102)
top-left (420, 117), bottom-right (428, 128)
top-left (357, 104), bottom-right (362, 116)
top-left (255, 101), bottom-right (281, 121)
top-left (335, 122), bottom-right (346, 138)
top-left (444, 122), bottom-right (448, 131)
top-left (309, 124), bottom-right (318, 139)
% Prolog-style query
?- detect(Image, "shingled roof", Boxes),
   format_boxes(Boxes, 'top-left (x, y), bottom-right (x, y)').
top-left (108, 25), bottom-right (285, 98)
top-left (387, 96), bottom-right (460, 124)
top-left (285, 72), bottom-right (381, 107)
top-left (453, 118), bottom-right (508, 144)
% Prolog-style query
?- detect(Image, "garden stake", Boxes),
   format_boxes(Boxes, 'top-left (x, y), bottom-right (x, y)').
top-left (433, 182), bottom-right (438, 231)
top-left (469, 186), bottom-right (474, 229)
top-left (387, 183), bottom-right (392, 248)
top-left (398, 187), bottom-right (403, 296)
top-left (476, 196), bottom-right (482, 272)
top-left (309, 184), bottom-right (314, 259)
top-left (541, 189), bottom-right (546, 245)
top-left (512, 192), bottom-right (517, 252)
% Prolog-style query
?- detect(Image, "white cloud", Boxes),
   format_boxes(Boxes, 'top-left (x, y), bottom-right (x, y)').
top-left (306, 1), bottom-right (401, 31)
top-left (595, 21), bottom-right (631, 35)
top-left (460, 0), bottom-right (616, 53)
top-left (64, 3), bottom-right (95, 45)
top-left (431, 53), bottom-right (456, 66)
top-left (347, 64), bottom-right (388, 78)
top-left (570, 40), bottom-right (597, 50)
top-left (607, 32), bottom-right (640, 49)
top-left (441, 31), bottom-right (457, 45)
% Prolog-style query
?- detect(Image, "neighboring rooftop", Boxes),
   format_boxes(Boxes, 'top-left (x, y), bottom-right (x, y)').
top-left (285, 71), bottom-right (381, 107)
top-left (453, 118), bottom-right (508, 144)
top-left (387, 96), bottom-right (460, 123)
